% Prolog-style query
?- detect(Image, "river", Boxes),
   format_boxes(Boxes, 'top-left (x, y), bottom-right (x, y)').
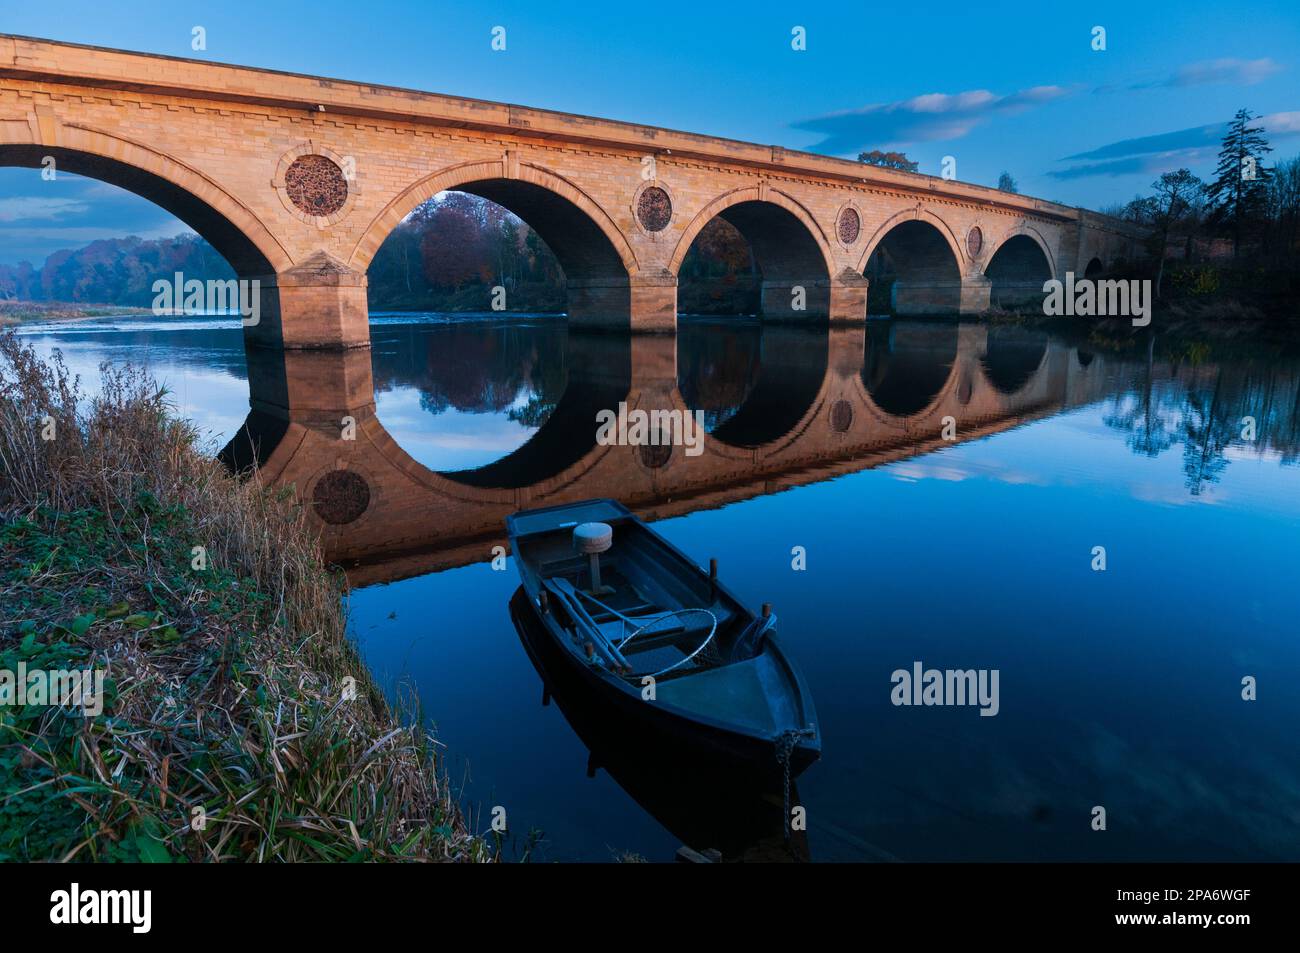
top-left (17, 312), bottom-right (1300, 862)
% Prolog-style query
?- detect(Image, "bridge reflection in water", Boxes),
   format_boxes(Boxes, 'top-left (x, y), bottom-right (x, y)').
top-left (220, 319), bottom-right (1117, 583)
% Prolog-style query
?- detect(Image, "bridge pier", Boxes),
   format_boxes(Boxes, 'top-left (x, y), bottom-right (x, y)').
top-left (245, 253), bottom-right (370, 351)
top-left (888, 275), bottom-right (997, 316)
top-left (830, 271), bottom-right (870, 324)
top-left (761, 276), bottom-right (870, 323)
top-left (629, 272), bottom-right (678, 333)
top-left (567, 273), bottom-right (677, 333)
top-left (959, 275), bottom-right (993, 315)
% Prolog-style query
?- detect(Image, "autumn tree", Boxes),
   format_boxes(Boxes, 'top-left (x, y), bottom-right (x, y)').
top-left (857, 150), bottom-right (919, 173)
top-left (680, 218), bottom-right (753, 280)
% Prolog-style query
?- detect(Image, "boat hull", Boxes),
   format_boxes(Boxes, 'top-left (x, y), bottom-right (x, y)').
top-left (515, 589), bottom-right (819, 783)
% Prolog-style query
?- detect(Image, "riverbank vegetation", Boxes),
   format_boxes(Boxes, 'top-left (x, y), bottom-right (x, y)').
top-left (0, 299), bottom-right (152, 325)
top-left (1091, 111), bottom-right (1300, 321)
top-left (0, 331), bottom-right (488, 862)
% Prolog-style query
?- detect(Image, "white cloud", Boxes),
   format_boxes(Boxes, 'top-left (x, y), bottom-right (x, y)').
top-left (1166, 57), bottom-right (1284, 88)
top-left (793, 85), bottom-right (1076, 154)
top-left (0, 196), bottom-right (90, 222)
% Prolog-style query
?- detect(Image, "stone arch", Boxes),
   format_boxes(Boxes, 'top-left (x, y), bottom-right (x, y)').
top-left (985, 224), bottom-right (1056, 276)
top-left (670, 186), bottom-right (835, 319)
top-left (984, 226), bottom-right (1056, 309)
top-left (855, 206), bottom-right (966, 276)
top-left (857, 210), bottom-right (966, 315)
top-left (671, 187), bottom-right (834, 275)
top-left (1084, 256), bottom-right (1104, 278)
top-left (349, 158), bottom-right (638, 276)
top-left (351, 158), bottom-right (640, 325)
top-left (0, 125), bottom-right (289, 276)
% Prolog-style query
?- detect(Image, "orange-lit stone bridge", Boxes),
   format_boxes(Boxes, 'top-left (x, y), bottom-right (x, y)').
top-left (1, 35), bottom-right (1143, 340)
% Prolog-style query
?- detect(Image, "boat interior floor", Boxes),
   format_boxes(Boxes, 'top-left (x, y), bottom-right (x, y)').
top-left (538, 554), bottom-right (733, 676)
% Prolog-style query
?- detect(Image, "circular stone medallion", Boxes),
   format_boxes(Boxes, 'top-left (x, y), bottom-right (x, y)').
top-left (838, 208), bottom-right (861, 245)
top-left (312, 469), bottom-right (370, 524)
top-left (285, 155), bottom-right (349, 217)
top-left (830, 399), bottom-right (854, 432)
top-left (638, 438), bottom-right (672, 469)
top-left (636, 187), bottom-right (672, 232)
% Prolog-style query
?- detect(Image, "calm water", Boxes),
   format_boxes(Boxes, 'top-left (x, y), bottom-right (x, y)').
top-left (18, 313), bottom-right (1300, 862)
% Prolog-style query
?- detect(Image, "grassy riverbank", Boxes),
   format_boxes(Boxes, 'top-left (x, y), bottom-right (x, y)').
top-left (0, 300), bottom-right (153, 325)
top-left (0, 331), bottom-right (488, 862)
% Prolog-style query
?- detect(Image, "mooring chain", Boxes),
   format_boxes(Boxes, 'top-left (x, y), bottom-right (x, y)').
top-left (776, 728), bottom-right (817, 845)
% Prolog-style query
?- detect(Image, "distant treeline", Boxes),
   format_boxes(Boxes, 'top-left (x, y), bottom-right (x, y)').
top-left (0, 234), bottom-right (236, 306)
top-left (0, 192), bottom-right (758, 313)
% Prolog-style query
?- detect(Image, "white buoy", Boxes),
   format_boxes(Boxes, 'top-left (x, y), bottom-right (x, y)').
top-left (573, 522), bottom-right (613, 593)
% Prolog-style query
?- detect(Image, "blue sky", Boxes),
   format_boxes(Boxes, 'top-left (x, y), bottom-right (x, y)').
top-left (2, 0), bottom-right (1298, 266)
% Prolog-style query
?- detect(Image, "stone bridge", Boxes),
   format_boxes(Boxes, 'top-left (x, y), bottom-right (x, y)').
top-left (1, 35), bottom-right (1144, 341)
top-left (228, 322), bottom-right (1120, 577)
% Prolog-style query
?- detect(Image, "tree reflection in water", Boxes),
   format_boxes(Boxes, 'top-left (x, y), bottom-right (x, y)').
top-left (1101, 335), bottom-right (1300, 495)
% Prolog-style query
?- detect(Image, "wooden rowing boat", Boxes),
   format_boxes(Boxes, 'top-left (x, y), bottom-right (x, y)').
top-left (505, 498), bottom-right (820, 781)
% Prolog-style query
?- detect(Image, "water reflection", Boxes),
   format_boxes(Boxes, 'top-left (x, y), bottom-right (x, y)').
top-left (674, 317), bottom-right (760, 431)
top-left (370, 316), bottom-right (569, 472)
top-left (862, 321), bottom-right (958, 417)
top-left (1101, 338), bottom-right (1300, 494)
top-left (980, 326), bottom-right (1050, 395)
top-left (17, 313), bottom-right (1300, 862)
top-left (188, 315), bottom-right (1300, 574)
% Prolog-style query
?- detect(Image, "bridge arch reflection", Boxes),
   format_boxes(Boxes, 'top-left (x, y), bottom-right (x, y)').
top-left (223, 319), bottom-right (1107, 574)
top-left (703, 326), bottom-right (829, 449)
top-left (981, 327), bottom-right (1050, 396)
top-left (861, 322), bottom-right (960, 418)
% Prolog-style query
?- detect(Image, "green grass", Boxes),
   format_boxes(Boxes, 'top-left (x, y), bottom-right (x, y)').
top-left (0, 331), bottom-right (490, 862)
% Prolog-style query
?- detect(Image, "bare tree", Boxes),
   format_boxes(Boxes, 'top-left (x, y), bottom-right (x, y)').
top-left (1267, 155), bottom-right (1300, 262)
top-left (1131, 169), bottom-right (1204, 297)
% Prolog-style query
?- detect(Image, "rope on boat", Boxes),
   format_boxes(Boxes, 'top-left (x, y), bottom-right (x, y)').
top-left (616, 607), bottom-right (719, 680)
top-left (776, 727), bottom-right (817, 844)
